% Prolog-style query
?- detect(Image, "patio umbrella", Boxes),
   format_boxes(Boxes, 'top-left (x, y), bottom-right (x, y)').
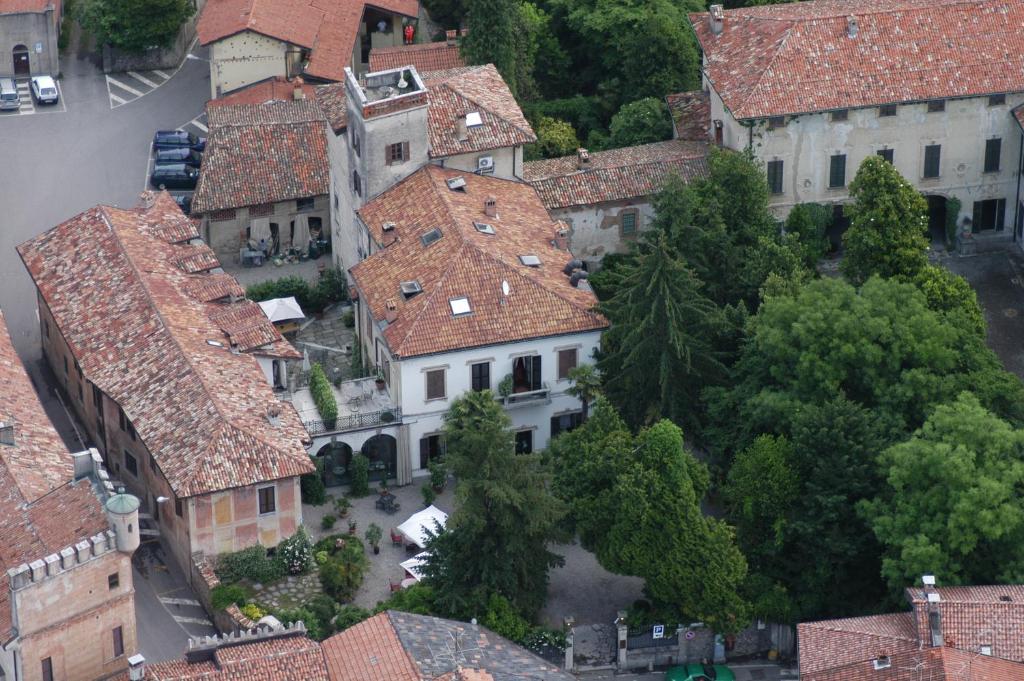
top-left (292, 214), bottom-right (311, 254)
top-left (400, 551), bottom-right (430, 582)
top-left (257, 296), bottom-right (305, 323)
top-left (397, 505), bottom-right (448, 548)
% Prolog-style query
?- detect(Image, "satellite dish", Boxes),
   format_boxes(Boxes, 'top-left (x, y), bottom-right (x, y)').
top-left (501, 280), bottom-right (510, 296)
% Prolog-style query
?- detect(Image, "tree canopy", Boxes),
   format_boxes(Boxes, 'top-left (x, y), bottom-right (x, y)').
top-left (608, 98), bottom-right (674, 148)
top-left (79, 0), bottom-right (193, 52)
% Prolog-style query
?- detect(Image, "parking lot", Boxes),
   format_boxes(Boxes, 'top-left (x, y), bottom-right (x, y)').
top-left (0, 77), bottom-right (67, 116)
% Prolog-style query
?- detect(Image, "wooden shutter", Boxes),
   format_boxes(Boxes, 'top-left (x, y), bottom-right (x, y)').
top-left (402, 141), bottom-right (410, 161)
top-left (531, 355), bottom-right (542, 390)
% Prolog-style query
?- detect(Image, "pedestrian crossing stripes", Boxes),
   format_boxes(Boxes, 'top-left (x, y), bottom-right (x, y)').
top-left (173, 615), bottom-right (214, 626)
top-left (106, 69), bottom-right (172, 108)
top-left (159, 597), bottom-right (202, 607)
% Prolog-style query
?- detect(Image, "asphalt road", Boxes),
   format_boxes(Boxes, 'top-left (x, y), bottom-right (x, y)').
top-left (0, 42), bottom-right (216, 662)
top-left (0, 43), bottom-right (210, 362)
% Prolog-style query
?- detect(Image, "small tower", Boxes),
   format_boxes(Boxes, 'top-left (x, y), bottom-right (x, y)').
top-left (106, 487), bottom-right (141, 554)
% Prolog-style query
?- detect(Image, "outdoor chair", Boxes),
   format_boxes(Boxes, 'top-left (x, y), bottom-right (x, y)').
top-left (389, 580), bottom-right (403, 592)
top-left (390, 529), bottom-right (404, 546)
top-left (406, 542), bottom-right (420, 555)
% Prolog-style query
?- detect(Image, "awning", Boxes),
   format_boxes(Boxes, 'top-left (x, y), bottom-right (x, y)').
top-left (397, 505), bottom-right (448, 548)
top-left (400, 551), bottom-right (430, 581)
top-left (258, 296), bottom-right (305, 323)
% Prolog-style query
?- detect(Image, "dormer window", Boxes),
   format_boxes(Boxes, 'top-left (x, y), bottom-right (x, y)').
top-left (466, 111), bottom-right (483, 128)
top-left (872, 657), bottom-right (891, 670)
top-left (474, 221), bottom-right (495, 235)
top-left (446, 176), bottom-right (467, 192)
top-left (449, 297), bottom-right (471, 316)
top-left (400, 280), bottom-right (423, 298)
top-left (519, 254), bottom-right (541, 267)
top-left (0, 421), bottom-right (13, 446)
top-left (420, 228), bottom-right (443, 247)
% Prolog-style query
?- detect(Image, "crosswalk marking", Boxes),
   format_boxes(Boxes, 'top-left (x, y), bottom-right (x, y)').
top-left (127, 70), bottom-right (161, 88)
top-left (189, 119), bottom-right (208, 133)
top-left (160, 597), bottom-right (202, 606)
top-left (152, 69), bottom-right (171, 79)
top-left (106, 75), bottom-right (144, 97)
top-left (173, 615), bottom-right (214, 626)
top-left (109, 91), bottom-right (127, 105)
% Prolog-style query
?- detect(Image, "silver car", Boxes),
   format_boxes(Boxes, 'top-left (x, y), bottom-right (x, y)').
top-left (0, 78), bottom-right (19, 111)
top-left (30, 75), bottom-right (58, 105)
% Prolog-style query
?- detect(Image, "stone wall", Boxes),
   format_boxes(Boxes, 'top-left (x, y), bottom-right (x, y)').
top-left (190, 552), bottom-right (257, 634)
top-left (101, 0), bottom-right (205, 73)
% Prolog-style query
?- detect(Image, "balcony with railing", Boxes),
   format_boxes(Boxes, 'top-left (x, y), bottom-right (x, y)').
top-left (498, 381), bottom-right (551, 409)
top-left (291, 376), bottom-right (401, 435)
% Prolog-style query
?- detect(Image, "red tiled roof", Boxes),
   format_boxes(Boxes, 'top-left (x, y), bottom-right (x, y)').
top-left (423, 65), bottom-right (536, 158)
top-left (803, 646), bottom-right (1024, 681)
top-left (370, 41), bottom-right (466, 73)
top-left (322, 612), bottom-right (420, 681)
top-left (314, 82), bottom-right (348, 132)
top-left (117, 632), bottom-right (329, 680)
top-left (690, 0), bottom-right (1024, 119)
top-left (192, 99), bottom-right (329, 214)
top-left (0, 311), bottom-right (109, 638)
top-left (666, 90), bottom-right (711, 141)
top-left (211, 76), bottom-right (320, 107)
top-left (798, 613), bottom-right (919, 675)
top-left (0, 0), bottom-right (53, 12)
top-left (17, 192), bottom-right (313, 499)
top-left (906, 585), bottom-right (1024, 662)
top-left (197, 0), bottom-right (420, 82)
top-left (350, 165), bottom-right (607, 359)
top-left (523, 140), bottom-right (708, 210)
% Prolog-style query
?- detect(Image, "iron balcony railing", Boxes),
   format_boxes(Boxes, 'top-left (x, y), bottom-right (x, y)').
top-left (303, 407), bottom-right (402, 435)
top-left (498, 382), bottom-right (551, 408)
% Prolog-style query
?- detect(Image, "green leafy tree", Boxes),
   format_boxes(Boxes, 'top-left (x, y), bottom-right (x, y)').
top-left (528, 116), bottom-right (580, 160)
top-left (862, 393), bottom-right (1024, 591)
top-left (421, 390), bottom-right (567, 618)
top-left (566, 363), bottom-right (601, 420)
top-left (784, 203), bottom-right (831, 267)
top-left (462, 0), bottom-right (521, 95)
top-left (608, 97), bottom-right (673, 149)
top-left (841, 155), bottom-right (930, 284)
top-left (596, 231), bottom-right (728, 430)
top-left (421, 0), bottom-right (468, 27)
top-left (79, 0), bottom-right (192, 52)
top-left (909, 264), bottom-right (985, 339)
top-left (723, 435), bottom-right (797, 564)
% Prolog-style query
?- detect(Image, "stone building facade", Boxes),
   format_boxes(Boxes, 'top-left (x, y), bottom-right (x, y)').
top-left (0, 1), bottom-right (60, 78)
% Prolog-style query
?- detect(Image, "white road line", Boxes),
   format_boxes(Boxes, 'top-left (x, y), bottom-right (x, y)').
top-left (109, 92), bottom-right (127, 105)
top-left (127, 70), bottom-right (159, 88)
top-left (173, 616), bottom-right (214, 626)
top-left (160, 597), bottom-right (202, 607)
top-left (106, 75), bottom-right (144, 97)
top-left (152, 69), bottom-right (171, 79)
top-left (189, 119), bottom-right (208, 133)
top-left (143, 142), bottom-right (154, 190)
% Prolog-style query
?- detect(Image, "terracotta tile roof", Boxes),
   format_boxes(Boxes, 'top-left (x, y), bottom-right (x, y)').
top-left (322, 611), bottom-right (575, 681)
top-left (370, 41), bottom-right (466, 73)
top-left (423, 65), bottom-right (536, 158)
top-left (523, 140), bottom-right (708, 210)
top-left (120, 632), bottom-right (329, 680)
top-left (0, 311), bottom-right (110, 638)
top-left (192, 100), bottom-right (329, 214)
top-left (798, 613), bottom-right (919, 674)
top-left (906, 585), bottom-right (1024, 662)
top-left (17, 192), bottom-right (314, 499)
top-left (0, 0), bottom-right (52, 13)
top-left (666, 90), bottom-right (711, 141)
top-left (690, 0), bottom-right (1024, 119)
top-left (198, 0), bottom-right (419, 83)
top-left (187, 273), bottom-right (246, 302)
top-left (210, 76), bottom-right (320, 107)
top-left (314, 82), bottom-right (348, 132)
top-left (350, 166), bottom-right (607, 358)
top-left (1015, 103), bottom-right (1024, 129)
top-left (802, 646), bottom-right (1024, 681)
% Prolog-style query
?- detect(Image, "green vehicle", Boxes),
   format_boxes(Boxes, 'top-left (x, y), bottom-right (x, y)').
top-left (665, 663), bottom-right (735, 681)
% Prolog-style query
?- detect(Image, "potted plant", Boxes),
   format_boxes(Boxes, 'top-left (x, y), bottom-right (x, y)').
top-left (347, 518), bottom-right (357, 535)
top-left (321, 514), bottom-right (337, 530)
top-left (375, 367), bottom-right (386, 391)
top-left (421, 484), bottom-right (436, 507)
top-left (429, 460), bottom-right (446, 493)
top-left (498, 374), bottom-right (513, 399)
top-left (378, 479), bottom-right (389, 496)
top-left (365, 523), bottom-right (383, 555)
top-left (334, 496), bottom-right (351, 518)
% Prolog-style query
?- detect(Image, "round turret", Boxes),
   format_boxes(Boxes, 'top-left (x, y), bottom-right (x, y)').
top-left (106, 488), bottom-right (141, 554)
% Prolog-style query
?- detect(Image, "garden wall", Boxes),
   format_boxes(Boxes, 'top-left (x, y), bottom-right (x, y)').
top-left (190, 551), bottom-right (257, 634)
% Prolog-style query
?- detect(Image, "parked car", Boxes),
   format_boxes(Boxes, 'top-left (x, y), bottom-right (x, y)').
top-left (155, 147), bottom-right (202, 167)
top-left (0, 78), bottom-right (19, 111)
top-left (174, 194), bottom-right (192, 215)
top-left (150, 164), bottom-right (198, 190)
top-left (666, 664), bottom-right (735, 681)
top-left (30, 76), bottom-right (59, 104)
top-left (153, 130), bottom-right (206, 152)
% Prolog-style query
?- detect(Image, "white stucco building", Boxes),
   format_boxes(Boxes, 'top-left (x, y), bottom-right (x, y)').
top-left (299, 165), bottom-right (605, 483)
top-left (686, 0), bottom-right (1024, 244)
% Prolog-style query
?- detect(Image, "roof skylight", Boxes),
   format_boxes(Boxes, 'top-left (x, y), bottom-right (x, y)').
top-left (519, 254), bottom-right (541, 267)
top-left (445, 176), bottom-right (467, 191)
top-left (449, 297), bottom-right (471, 316)
top-left (400, 280), bottom-right (423, 298)
top-left (474, 221), bottom-right (496, 235)
top-left (420, 228), bottom-right (443, 247)
top-left (466, 111), bottom-right (483, 127)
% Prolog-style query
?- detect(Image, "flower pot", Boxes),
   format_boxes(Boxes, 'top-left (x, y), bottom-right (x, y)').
top-left (373, 545), bottom-right (380, 555)
top-left (375, 379), bottom-right (386, 391)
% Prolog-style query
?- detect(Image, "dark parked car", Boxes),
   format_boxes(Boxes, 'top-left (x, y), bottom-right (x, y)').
top-left (153, 130), bottom-right (206, 152)
top-left (155, 147), bottom-right (202, 167)
top-left (150, 164), bottom-right (198, 190)
top-left (174, 194), bottom-right (192, 215)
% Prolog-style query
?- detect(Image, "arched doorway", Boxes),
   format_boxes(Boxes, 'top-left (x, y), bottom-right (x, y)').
top-left (361, 434), bottom-right (397, 482)
top-left (12, 45), bottom-right (29, 77)
top-left (316, 441), bottom-right (352, 488)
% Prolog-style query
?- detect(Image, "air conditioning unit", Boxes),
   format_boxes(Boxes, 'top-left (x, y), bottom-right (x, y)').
top-left (477, 156), bottom-right (494, 173)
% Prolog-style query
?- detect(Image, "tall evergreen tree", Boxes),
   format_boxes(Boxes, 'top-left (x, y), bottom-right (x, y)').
top-left (461, 0), bottom-right (521, 95)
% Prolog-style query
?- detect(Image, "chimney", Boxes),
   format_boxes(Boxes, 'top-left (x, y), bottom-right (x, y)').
top-left (709, 5), bottom-right (724, 35)
top-left (921, 575), bottom-right (944, 647)
top-left (576, 148), bottom-right (590, 170)
top-left (128, 654), bottom-right (146, 681)
top-left (456, 117), bottom-right (468, 142)
top-left (266, 407), bottom-right (281, 427)
top-left (484, 196), bottom-right (497, 218)
top-left (847, 15), bottom-right (858, 38)
top-left (446, 29), bottom-right (458, 46)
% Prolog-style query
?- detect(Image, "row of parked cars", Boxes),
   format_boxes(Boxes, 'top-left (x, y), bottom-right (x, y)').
top-left (0, 76), bottom-right (59, 111)
top-left (149, 130), bottom-right (206, 192)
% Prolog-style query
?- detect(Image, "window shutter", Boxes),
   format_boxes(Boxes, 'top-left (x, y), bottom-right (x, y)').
top-left (419, 438), bottom-right (428, 469)
top-left (985, 138), bottom-right (1001, 173)
top-left (384, 144), bottom-right (391, 166)
top-left (532, 355), bottom-right (542, 390)
top-left (998, 199), bottom-right (1006, 231)
top-left (402, 141), bottom-right (410, 161)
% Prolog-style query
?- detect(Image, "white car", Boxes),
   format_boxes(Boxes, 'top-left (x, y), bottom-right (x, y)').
top-left (30, 76), bottom-right (58, 105)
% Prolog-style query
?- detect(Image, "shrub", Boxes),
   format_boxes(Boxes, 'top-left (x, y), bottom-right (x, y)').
top-left (945, 196), bottom-right (962, 247)
top-left (240, 603), bottom-right (266, 621)
top-left (527, 116), bottom-right (580, 160)
top-left (216, 545), bottom-right (285, 584)
top-left (428, 460), bottom-right (447, 490)
top-left (210, 584), bottom-right (249, 610)
top-left (319, 267), bottom-right (349, 304)
top-left (313, 533), bottom-right (346, 555)
top-left (373, 583), bottom-right (438, 615)
top-left (305, 593), bottom-right (341, 638)
top-left (350, 335), bottom-right (366, 376)
top-left (349, 453), bottom-right (369, 497)
top-left (421, 484), bottom-right (436, 507)
top-left (334, 496), bottom-right (351, 516)
top-left (301, 457), bottom-right (327, 505)
top-left (321, 514), bottom-right (337, 530)
top-left (365, 523), bottom-right (383, 549)
top-left (608, 97), bottom-right (673, 149)
top-left (315, 550), bottom-right (330, 565)
top-left (342, 310), bottom-right (355, 328)
top-left (336, 604), bottom-right (372, 631)
top-left (524, 95), bottom-right (610, 144)
top-left (309, 363), bottom-right (338, 425)
top-left (482, 593), bottom-right (531, 643)
top-left (274, 606), bottom-right (322, 640)
top-left (319, 552), bottom-right (367, 601)
top-left (278, 526), bottom-right (314, 575)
